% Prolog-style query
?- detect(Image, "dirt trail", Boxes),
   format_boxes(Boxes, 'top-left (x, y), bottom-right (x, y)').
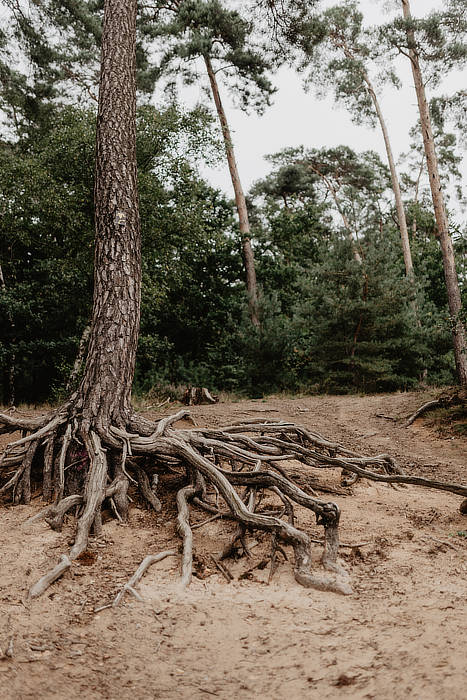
top-left (1, 392), bottom-right (466, 700)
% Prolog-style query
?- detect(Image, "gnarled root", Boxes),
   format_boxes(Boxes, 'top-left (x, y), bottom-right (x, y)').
top-left (2, 409), bottom-right (467, 600)
top-left (176, 483), bottom-right (199, 588)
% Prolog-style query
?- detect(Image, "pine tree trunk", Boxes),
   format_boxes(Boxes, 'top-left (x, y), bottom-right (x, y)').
top-left (204, 55), bottom-right (260, 327)
top-left (411, 154), bottom-right (425, 239)
top-left (401, 0), bottom-right (467, 385)
top-left (362, 72), bottom-right (414, 277)
top-left (335, 39), bottom-right (414, 276)
top-left (74, 0), bottom-right (141, 431)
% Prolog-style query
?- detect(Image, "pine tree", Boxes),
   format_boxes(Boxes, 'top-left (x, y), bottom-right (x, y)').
top-left (283, 1), bottom-right (415, 278)
top-left (0, 0), bottom-right (354, 600)
top-left (388, 0), bottom-right (467, 385)
top-left (257, 145), bottom-right (391, 265)
top-left (141, 0), bottom-right (278, 326)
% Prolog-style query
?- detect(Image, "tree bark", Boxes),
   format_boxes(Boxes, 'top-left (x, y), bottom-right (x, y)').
top-left (204, 55), bottom-right (260, 327)
top-left (411, 153), bottom-right (425, 239)
top-left (65, 324), bottom-right (91, 393)
top-left (401, 0), bottom-right (467, 386)
top-left (74, 0), bottom-right (142, 430)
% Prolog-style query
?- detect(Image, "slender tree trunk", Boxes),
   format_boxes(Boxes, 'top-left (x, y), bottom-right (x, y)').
top-left (362, 73), bottom-right (422, 330)
top-left (331, 38), bottom-right (414, 276)
top-left (361, 72), bottom-right (414, 277)
top-left (204, 54), bottom-right (260, 327)
top-left (74, 0), bottom-right (142, 431)
top-left (411, 153), bottom-right (425, 239)
top-left (401, 0), bottom-right (467, 386)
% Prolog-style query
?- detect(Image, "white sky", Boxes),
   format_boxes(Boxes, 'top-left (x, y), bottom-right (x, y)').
top-left (168, 0), bottom-right (466, 207)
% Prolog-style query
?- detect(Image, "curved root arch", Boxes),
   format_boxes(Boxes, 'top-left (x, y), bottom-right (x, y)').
top-left (1, 407), bottom-right (466, 600)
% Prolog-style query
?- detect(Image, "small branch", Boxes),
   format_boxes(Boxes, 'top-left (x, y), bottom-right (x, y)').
top-left (209, 554), bottom-right (233, 582)
top-left (112, 551), bottom-right (177, 606)
top-left (310, 539), bottom-right (371, 549)
top-left (419, 535), bottom-right (461, 552)
top-left (192, 513), bottom-right (223, 530)
top-left (404, 400), bottom-right (442, 427)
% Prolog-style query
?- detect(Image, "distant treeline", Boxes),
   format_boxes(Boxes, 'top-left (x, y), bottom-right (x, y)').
top-left (1, 107), bottom-right (465, 403)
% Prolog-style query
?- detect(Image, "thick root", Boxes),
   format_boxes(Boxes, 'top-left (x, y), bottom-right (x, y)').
top-left (176, 484), bottom-right (197, 588)
top-left (2, 408), bottom-right (467, 600)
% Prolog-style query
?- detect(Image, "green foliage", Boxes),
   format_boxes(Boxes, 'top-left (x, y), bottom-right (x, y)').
top-left (271, 1), bottom-right (402, 128)
top-left (140, 0), bottom-right (275, 112)
top-left (379, 3), bottom-right (467, 85)
top-left (0, 107), bottom-right (95, 401)
top-left (0, 102), bottom-right (230, 403)
top-left (136, 171), bottom-right (244, 394)
top-left (0, 0), bottom-right (101, 137)
top-left (288, 232), bottom-right (423, 393)
top-left (256, 145), bottom-right (391, 246)
top-left (246, 144), bottom-right (459, 393)
top-left (1, 1), bottom-right (465, 402)
top-left (0, 112), bottom-right (462, 401)
top-left (399, 119), bottom-right (464, 207)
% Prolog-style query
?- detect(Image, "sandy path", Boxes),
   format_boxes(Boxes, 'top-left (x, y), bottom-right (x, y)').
top-left (1, 393), bottom-right (466, 699)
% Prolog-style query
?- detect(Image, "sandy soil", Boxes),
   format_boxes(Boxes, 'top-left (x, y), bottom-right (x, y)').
top-left (0, 392), bottom-right (466, 700)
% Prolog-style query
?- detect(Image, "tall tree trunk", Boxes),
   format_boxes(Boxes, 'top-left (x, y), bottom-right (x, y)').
top-left (401, 0), bottom-right (467, 386)
top-left (74, 0), bottom-right (141, 431)
top-left (361, 72), bottom-right (414, 277)
top-left (330, 38), bottom-right (414, 276)
top-left (362, 71), bottom-right (422, 331)
top-left (204, 54), bottom-right (260, 327)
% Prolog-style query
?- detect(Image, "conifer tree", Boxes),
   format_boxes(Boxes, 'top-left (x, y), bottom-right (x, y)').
top-left (0, 0), bottom-right (356, 599)
top-left (283, 1), bottom-right (415, 278)
top-left (140, 0), bottom-right (278, 326)
top-left (256, 145), bottom-right (391, 266)
top-left (385, 0), bottom-right (467, 385)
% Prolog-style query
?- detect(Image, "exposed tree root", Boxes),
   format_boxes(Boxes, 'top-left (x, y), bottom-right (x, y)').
top-left (176, 481), bottom-right (201, 588)
top-left (221, 460), bottom-right (262, 560)
top-left (29, 554), bottom-right (72, 600)
top-left (404, 389), bottom-right (466, 428)
top-left (112, 551), bottom-right (177, 606)
top-left (1, 409), bottom-right (466, 601)
top-left (404, 400), bottom-right (443, 427)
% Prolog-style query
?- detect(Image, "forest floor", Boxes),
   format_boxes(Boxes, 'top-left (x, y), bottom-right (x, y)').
top-left (0, 391), bottom-right (466, 700)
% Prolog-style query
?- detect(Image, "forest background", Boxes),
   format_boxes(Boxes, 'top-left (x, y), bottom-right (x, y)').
top-left (0, 0), bottom-right (466, 405)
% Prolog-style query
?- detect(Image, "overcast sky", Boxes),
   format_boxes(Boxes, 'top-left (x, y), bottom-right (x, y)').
top-left (166, 0), bottom-right (466, 207)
